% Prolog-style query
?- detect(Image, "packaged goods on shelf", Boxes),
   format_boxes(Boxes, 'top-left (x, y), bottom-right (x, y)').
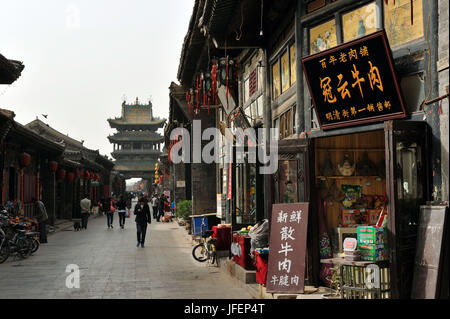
top-left (358, 244), bottom-right (389, 261)
top-left (357, 226), bottom-right (388, 245)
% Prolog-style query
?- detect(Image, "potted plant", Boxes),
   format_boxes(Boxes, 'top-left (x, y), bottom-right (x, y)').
top-left (176, 200), bottom-right (192, 232)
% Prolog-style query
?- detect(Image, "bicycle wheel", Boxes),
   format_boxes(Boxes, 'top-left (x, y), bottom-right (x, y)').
top-left (29, 237), bottom-right (39, 254)
top-left (192, 243), bottom-right (208, 262)
top-left (16, 238), bottom-right (31, 258)
top-left (0, 242), bottom-right (9, 264)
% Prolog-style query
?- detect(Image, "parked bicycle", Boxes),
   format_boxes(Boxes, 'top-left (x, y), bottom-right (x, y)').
top-left (0, 224), bottom-right (9, 264)
top-left (0, 210), bottom-right (40, 263)
top-left (192, 218), bottom-right (218, 266)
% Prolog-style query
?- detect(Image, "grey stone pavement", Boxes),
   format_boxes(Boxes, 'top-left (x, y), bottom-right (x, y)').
top-left (0, 204), bottom-right (253, 299)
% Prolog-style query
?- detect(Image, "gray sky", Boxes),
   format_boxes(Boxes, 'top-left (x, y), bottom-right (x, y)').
top-left (0, 0), bottom-right (192, 160)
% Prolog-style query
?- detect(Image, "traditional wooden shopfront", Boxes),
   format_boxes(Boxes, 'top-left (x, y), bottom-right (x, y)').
top-left (24, 119), bottom-right (115, 219)
top-left (265, 0), bottom-right (440, 298)
top-left (295, 2), bottom-right (435, 296)
top-left (1, 119), bottom-right (64, 224)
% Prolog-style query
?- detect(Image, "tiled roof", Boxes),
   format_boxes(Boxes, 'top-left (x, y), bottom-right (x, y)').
top-left (0, 53), bottom-right (24, 84)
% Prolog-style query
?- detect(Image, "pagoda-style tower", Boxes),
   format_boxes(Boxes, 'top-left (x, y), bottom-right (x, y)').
top-left (108, 97), bottom-right (166, 180)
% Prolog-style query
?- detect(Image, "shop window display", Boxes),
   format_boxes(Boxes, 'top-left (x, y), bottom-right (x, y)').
top-left (315, 130), bottom-right (392, 295)
top-left (315, 130), bottom-right (388, 255)
top-left (279, 160), bottom-right (299, 203)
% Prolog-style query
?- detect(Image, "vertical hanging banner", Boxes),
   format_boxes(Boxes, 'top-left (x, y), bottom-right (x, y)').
top-left (302, 30), bottom-right (406, 130)
top-left (266, 203), bottom-right (309, 294)
top-left (216, 194), bottom-right (222, 219)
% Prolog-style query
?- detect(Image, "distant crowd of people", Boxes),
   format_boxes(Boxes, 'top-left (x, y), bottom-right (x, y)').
top-left (2, 192), bottom-right (174, 248)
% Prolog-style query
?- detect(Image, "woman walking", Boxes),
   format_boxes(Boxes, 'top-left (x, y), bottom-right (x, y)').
top-left (117, 195), bottom-right (127, 229)
top-left (105, 197), bottom-right (115, 229)
top-left (134, 197), bottom-right (151, 247)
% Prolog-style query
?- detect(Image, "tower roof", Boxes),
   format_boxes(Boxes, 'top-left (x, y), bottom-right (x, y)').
top-left (107, 118), bottom-right (166, 130)
top-left (108, 99), bottom-right (166, 130)
top-left (108, 130), bottom-right (165, 143)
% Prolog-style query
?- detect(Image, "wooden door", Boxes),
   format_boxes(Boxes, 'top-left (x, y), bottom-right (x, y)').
top-left (384, 120), bottom-right (431, 299)
top-left (274, 138), bottom-right (312, 204)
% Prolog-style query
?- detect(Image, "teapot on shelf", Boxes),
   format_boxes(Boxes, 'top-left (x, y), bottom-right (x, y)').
top-left (337, 154), bottom-right (355, 176)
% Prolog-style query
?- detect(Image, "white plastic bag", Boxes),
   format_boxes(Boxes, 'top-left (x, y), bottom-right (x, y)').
top-left (249, 219), bottom-right (269, 256)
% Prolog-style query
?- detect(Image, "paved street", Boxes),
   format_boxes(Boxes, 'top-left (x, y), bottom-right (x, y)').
top-left (0, 208), bottom-right (253, 299)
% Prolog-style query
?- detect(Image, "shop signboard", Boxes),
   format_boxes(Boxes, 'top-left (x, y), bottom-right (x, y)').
top-left (229, 107), bottom-right (250, 130)
top-left (266, 203), bottom-right (309, 293)
top-left (176, 180), bottom-right (185, 188)
top-left (302, 30), bottom-right (406, 130)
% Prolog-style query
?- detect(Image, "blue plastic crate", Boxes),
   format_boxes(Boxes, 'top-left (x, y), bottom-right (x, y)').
top-left (192, 216), bottom-right (208, 236)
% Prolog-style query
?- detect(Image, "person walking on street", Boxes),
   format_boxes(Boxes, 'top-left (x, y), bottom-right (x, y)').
top-left (108, 197), bottom-right (116, 229)
top-left (151, 194), bottom-right (158, 220)
top-left (134, 197), bottom-right (151, 247)
top-left (157, 194), bottom-right (168, 222)
top-left (101, 197), bottom-right (114, 229)
top-left (116, 195), bottom-right (127, 229)
top-left (32, 198), bottom-right (48, 244)
top-left (80, 196), bottom-right (92, 230)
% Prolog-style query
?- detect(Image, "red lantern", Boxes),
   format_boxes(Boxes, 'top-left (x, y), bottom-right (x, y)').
top-left (49, 161), bottom-right (58, 172)
top-left (96, 173), bottom-right (101, 181)
top-left (19, 152), bottom-right (31, 168)
top-left (58, 169), bottom-right (66, 180)
top-left (67, 172), bottom-right (75, 182)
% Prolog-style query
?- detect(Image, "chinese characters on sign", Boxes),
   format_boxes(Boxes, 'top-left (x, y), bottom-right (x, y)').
top-left (302, 30), bottom-right (406, 130)
top-left (266, 203), bottom-right (309, 294)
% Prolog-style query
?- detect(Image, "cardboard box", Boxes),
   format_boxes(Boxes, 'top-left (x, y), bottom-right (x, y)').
top-left (364, 209), bottom-right (382, 226)
top-left (358, 244), bottom-right (389, 261)
top-left (357, 226), bottom-right (387, 245)
top-left (341, 209), bottom-right (361, 226)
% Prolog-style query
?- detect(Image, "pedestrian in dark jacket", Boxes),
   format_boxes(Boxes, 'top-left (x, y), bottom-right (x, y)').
top-left (32, 198), bottom-right (48, 243)
top-left (157, 194), bottom-right (168, 222)
top-left (134, 197), bottom-right (151, 247)
top-left (116, 195), bottom-right (127, 229)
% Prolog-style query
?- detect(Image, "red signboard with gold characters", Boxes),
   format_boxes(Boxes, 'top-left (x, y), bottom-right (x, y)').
top-left (302, 30), bottom-right (406, 130)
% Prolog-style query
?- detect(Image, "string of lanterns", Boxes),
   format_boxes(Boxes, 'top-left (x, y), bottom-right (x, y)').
top-left (185, 56), bottom-right (237, 116)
